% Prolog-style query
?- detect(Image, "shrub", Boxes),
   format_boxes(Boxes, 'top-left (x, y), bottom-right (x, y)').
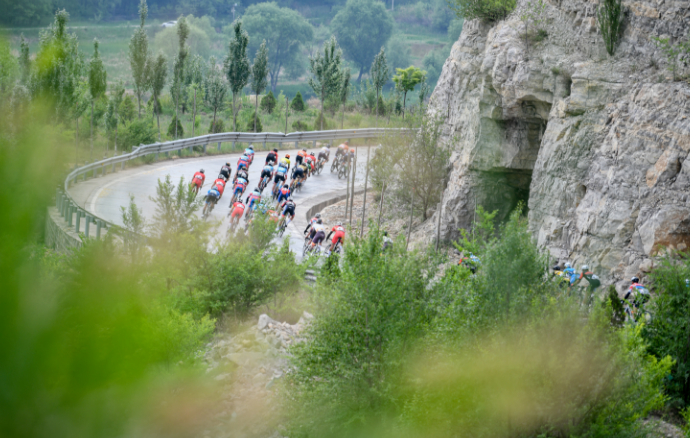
top-left (597, 0), bottom-right (623, 56)
top-left (291, 120), bottom-right (310, 132)
top-left (208, 118), bottom-right (225, 133)
top-left (260, 90), bottom-right (277, 114)
top-left (118, 95), bottom-right (136, 124)
top-left (246, 112), bottom-right (263, 132)
top-left (447, 0), bottom-right (516, 22)
top-left (290, 91), bottom-right (306, 111)
top-left (376, 95), bottom-right (386, 116)
top-left (167, 115), bottom-right (184, 139)
top-left (313, 112), bottom-right (331, 131)
top-left (120, 118), bottom-right (157, 151)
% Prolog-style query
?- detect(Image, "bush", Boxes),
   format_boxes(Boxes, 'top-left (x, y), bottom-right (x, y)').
top-left (447, 0), bottom-right (516, 22)
top-left (260, 91), bottom-right (277, 114)
top-left (208, 118), bottom-right (225, 133)
top-left (313, 112), bottom-right (331, 131)
top-left (597, 0), bottom-right (623, 56)
top-left (119, 95), bottom-right (136, 124)
top-left (167, 115), bottom-right (184, 139)
top-left (376, 95), bottom-right (386, 116)
top-left (120, 118), bottom-right (157, 151)
top-left (290, 91), bottom-right (306, 112)
top-left (246, 112), bottom-right (263, 132)
top-left (291, 120), bottom-right (310, 132)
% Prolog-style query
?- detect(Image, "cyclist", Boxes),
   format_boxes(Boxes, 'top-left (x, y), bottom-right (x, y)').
top-left (278, 197), bottom-right (297, 229)
top-left (245, 187), bottom-right (262, 213)
top-left (279, 154), bottom-right (291, 170)
top-left (231, 177), bottom-right (248, 205)
top-left (348, 147), bottom-right (356, 163)
top-left (305, 152), bottom-right (316, 176)
top-left (234, 166), bottom-right (249, 184)
top-left (459, 253), bottom-right (481, 274)
top-left (291, 164), bottom-right (306, 188)
top-left (306, 219), bottom-right (327, 252)
top-left (318, 146), bottom-right (330, 164)
top-left (219, 162), bottom-right (232, 181)
top-left (304, 212), bottom-right (322, 236)
top-left (260, 161), bottom-right (275, 187)
top-left (244, 145), bottom-right (255, 164)
top-left (336, 141), bottom-right (349, 159)
top-left (326, 222), bottom-right (346, 254)
top-left (229, 199), bottom-right (246, 222)
top-left (204, 186), bottom-right (221, 211)
top-left (623, 276), bottom-right (650, 319)
top-left (571, 265), bottom-right (601, 304)
top-left (213, 176), bottom-right (227, 199)
top-left (237, 154), bottom-right (250, 171)
top-left (272, 164), bottom-right (289, 195)
top-left (276, 184), bottom-right (291, 204)
top-left (266, 148), bottom-right (279, 165)
top-left (190, 169), bottom-right (205, 194)
top-left (296, 148), bottom-right (307, 166)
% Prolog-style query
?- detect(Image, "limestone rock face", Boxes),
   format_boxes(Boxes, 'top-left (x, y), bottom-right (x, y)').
top-left (422, 0), bottom-right (690, 285)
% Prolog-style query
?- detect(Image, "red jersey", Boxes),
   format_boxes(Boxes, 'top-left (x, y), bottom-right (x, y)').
top-left (192, 172), bottom-right (205, 187)
top-left (214, 178), bottom-right (226, 195)
top-left (331, 225), bottom-right (345, 234)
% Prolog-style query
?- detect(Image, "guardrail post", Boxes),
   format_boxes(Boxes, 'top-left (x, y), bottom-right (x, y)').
top-left (294, 141), bottom-right (298, 149)
top-left (112, 154), bottom-right (117, 173)
top-left (63, 201), bottom-right (70, 222)
top-left (312, 140), bottom-right (316, 149)
top-left (263, 141), bottom-right (267, 151)
top-left (68, 203), bottom-right (74, 227)
top-left (96, 220), bottom-right (102, 239)
top-left (278, 142), bottom-right (282, 150)
top-left (56, 189), bottom-right (61, 209)
top-left (75, 209), bottom-right (81, 233)
top-left (203, 144), bottom-right (207, 153)
top-left (121, 159), bottom-right (125, 171)
top-left (83, 167), bottom-right (87, 182)
top-left (84, 214), bottom-right (91, 238)
top-left (218, 142), bottom-right (222, 152)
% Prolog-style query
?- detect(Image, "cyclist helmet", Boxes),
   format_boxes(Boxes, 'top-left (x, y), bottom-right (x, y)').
top-left (273, 148), bottom-right (278, 153)
top-left (302, 148), bottom-right (306, 152)
top-left (631, 276), bottom-right (640, 283)
top-left (200, 169), bottom-right (205, 173)
top-left (316, 218), bottom-right (323, 224)
top-left (226, 162), bottom-right (230, 166)
top-left (336, 221), bottom-right (342, 226)
top-left (283, 184), bottom-right (289, 188)
top-left (383, 231), bottom-right (388, 236)
top-left (344, 141), bottom-right (349, 145)
top-left (286, 154), bottom-right (290, 158)
top-left (309, 151), bottom-right (315, 156)
top-left (564, 262), bottom-right (572, 269)
top-left (249, 145), bottom-right (254, 150)
top-left (581, 265), bottom-right (589, 271)
top-left (315, 213), bottom-right (321, 218)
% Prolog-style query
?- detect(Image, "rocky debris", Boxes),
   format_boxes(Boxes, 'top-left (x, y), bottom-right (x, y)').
top-left (416, 0), bottom-right (690, 289)
top-left (201, 311), bottom-right (313, 438)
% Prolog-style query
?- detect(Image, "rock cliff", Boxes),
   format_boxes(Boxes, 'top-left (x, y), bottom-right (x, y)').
top-left (422, 0), bottom-right (690, 288)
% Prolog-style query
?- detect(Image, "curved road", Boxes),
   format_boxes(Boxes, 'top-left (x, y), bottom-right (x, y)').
top-left (68, 148), bottom-right (370, 254)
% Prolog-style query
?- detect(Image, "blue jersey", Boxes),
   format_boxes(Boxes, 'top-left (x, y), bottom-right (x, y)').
top-left (244, 148), bottom-right (254, 156)
top-left (263, 164), bottom-right (274, 173)
top-left (276, 165), bottom-right (288, 176)
top-left (207, 188), bottom-right (220, 199)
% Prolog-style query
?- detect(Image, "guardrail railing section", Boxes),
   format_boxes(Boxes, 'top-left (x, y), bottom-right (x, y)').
top-left (57, 128), bottom-right (411, 241)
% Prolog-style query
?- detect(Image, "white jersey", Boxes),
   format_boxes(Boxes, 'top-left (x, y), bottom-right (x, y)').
top-left (312, 223), bottom-right (326, 233)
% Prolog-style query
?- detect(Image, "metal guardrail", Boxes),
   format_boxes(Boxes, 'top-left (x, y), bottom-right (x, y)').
top-left (55, 128), bottom-right (408, 240)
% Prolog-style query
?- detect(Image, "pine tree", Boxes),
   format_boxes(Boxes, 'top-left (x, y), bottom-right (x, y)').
top-left (290, 91), bottom-right (306, 111)
top-left (260, 90), bottom-right (276, 114)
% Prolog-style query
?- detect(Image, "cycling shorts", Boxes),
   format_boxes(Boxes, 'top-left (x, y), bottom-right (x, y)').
top-left (261, 169), bottom-right (272, 179)
top-left (318, 152), bottom-right (328, 161)
top-left (282, 205), bottom-right (295, 217)
top-left (266, 154), bottom-right (277, 164)
top-left (220, 169), bottom-right (231, 179)
top-left (295, 155), bottom-right (304, 165)
top-left (234, 186), bottom-right (245, 196)
top-left (274, 173), bottom-right (286, 184)
top-left (277, 193), bottom-right (289, 204)
top-left (231, 208), bottom-right (244, 219)
top-left (293, 168), bottom-right (305, 178)
top-left (332, 231), bottom-right (345, 244)
top-left (312, 231), bottom-right (325, 245)
top-left (192, 179), bottom-right (203, 188)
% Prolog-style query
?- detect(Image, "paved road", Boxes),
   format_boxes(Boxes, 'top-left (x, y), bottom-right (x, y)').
top-left (68, 148), bottom-right (372, 255)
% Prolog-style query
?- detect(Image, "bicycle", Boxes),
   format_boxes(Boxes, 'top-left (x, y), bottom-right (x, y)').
top-left (338, 163), bottom-right (349, 180)
top-left (258, 175), bottom-right (271, 192)
top-left (202, 196), bottom-right (218, 219)
top-left (331, 154), bottom-right (342, 173)
top-left (277, 216), bottom-right (292, 237)
top-left (315, 159), bottom-right (325, 175)
top-left (303, 241), bottom-right (322, 258)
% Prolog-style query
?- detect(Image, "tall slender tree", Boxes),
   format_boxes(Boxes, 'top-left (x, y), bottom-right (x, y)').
top-left (308, 36), bottom-right (344, 131)
top-left (128, 0), bottom-right (151, 118)
top-left (370, 47), bottom-right (389, 129)
top-left (105, 80), bottom-right (125, 154)
top-left (150, 53), bottom-right (167, 141)
top-left (392, 66), bottom-right (425, 120)
top-left (19, 35), bottom-right (30, 85)
top-left (250, 40), bottom-right (269, 133)
top-left (225, 20), bottom-right (250, 132)
top-left (339, 68), bottom-right (350, 130)
top-left (172, 16), bottom-right (189, 139)
top-left (88, 39), bottom-right (107, 159)
top-left (186, 54), bottom-right (204, 137)
top-left (204, 56), bottom-right (228, 134)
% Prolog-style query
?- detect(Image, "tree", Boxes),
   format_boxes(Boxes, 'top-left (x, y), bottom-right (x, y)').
top-left (185, 54), bottom-right (204, 137)
top-left (204, 56), bottom-right (228, 135)
top-left (370, 47), bottom-right (389, 128)
top-left (331, 0), bottom-right (394, 82)
top-left (250, 40), bottom-right (269, 133)
top-left (88, 39), bottom-right (107, 159)
top-left (241, 2), bottom-right (314, 91)
top-left (19, 35), bottom-right (30, 85)
top-left (149, 174), bottom-right (199, 242)
top-left (33, 9), bottom-right (84, 122)
top-left (128, 0), bottom-right (151, 118)
top-left (386, 34), bottom-right (412, 72)
top-left (308, 36), bottom-right (344, 131)
top-left (172, 16), bottom-right (190, 139)
top-left (260, 91), bottom-right (277, 114)
top-left (418, 77), bottom-right (430, 108)
top-left (291, 91), bottom-right (306, 111)
top-left (597, 0), bottom-right (623, 56)
top-left (339, 69), bottom-right (351, 130)
top-left (392, 66), bottom-right (425, 120)
top-left (105, 80), bottom-right (125, 153)
top-left (150, 53), bottom-right (167, 141)
top-left (225, 20), bottom-right (250, 132)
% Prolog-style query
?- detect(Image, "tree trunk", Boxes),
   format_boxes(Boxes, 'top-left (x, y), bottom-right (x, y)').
top-left (255, 93), bottom-right (259, 132)
top-left (75, 117), bottom-right (79, 166)
top-left (212, 108), bottom-right (217, 133)
top-left (341, 101), bottom-right (345, 129)
top-left (192, 88), bottom-right (196, 137)
top-left (90, 100), bottom-right (94, 160)
top-left (155, 94), bottom-right (161, 141)
top-left (232, 93), bottom-right (238, 131)
top-left (349, 147), bottom-right (356, 225)
top-left (115, 123), bottom-right (118, 154)
top-left (375, 89), bottom-right (379, 129)
top-left (402, 91), bottom-right (407, 120)
top-left (360, 145), bottom-right (370, 237)
top-left (136, 88), bottom-right (141, 119)
top-left (377, 181), bottom-right (386, 228)
top-left (320, 87), bottom-right (325, 131)
top-left (175, 92), bottom-right (179, 139)
top-left (285, 96), bottom-right (288, 133)
top-left (357, 66), bottom-right (364, 82)
top-left (406, 195), bottom-right (413, 251)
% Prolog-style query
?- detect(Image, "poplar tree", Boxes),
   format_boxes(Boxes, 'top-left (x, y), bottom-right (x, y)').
top-left (308, 36), bottom-right (344, 131)
top-left (128, 0), bottom-right (151, 118)
top-left (370, 47), bottom-right (389, 128)
top-left (150, 53), bottom-right (167, 141)
top-left (88, 39), bottom-right (107, 159)
top-left (171, 16), bottom-right (189, 139)
top-left (250, 40), bottom-right (268, 133)
top-left (19, 35), bottom-right (30, 85)
top-left (225, 20), bottom-right (250, 132)
top-left (105, 80), bottom-right (125, 153)
top-left (204, 56), bottom-right (228, 134)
